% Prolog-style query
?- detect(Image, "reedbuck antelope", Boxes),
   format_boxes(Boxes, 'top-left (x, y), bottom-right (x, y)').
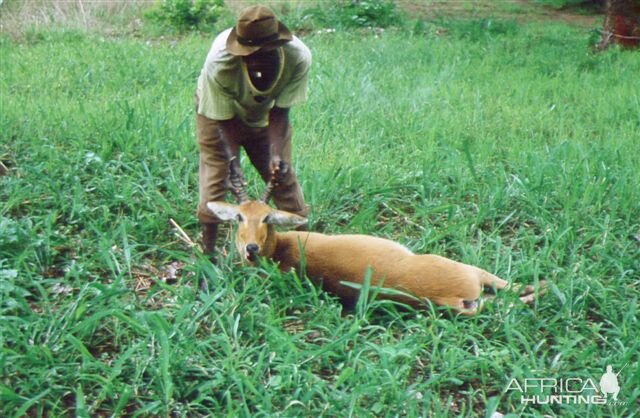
top-left (207, 160), bottom-right (544, 315)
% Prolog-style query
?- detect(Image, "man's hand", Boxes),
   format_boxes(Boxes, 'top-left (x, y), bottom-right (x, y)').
top-left (267, 107), bottom-right (290, 185)
top-left (269, 156), bottom-right (289, 185)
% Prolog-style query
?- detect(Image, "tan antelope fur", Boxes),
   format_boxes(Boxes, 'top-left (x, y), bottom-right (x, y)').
top-left (207, 199), bottom-right (545, 316)
top-left (207, 159), bottom-right (543, 315)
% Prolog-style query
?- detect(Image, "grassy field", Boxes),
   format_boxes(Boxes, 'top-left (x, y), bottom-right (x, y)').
top-left (1, 4), bottom-right (639, 417)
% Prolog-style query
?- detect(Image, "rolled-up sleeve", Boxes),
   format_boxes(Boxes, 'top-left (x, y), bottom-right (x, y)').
top-left (197, 71), bottom-right (235, 121)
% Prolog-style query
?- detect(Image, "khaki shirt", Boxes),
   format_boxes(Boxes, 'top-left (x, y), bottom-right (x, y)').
top-left (196, 28), bottom-right (311, 128)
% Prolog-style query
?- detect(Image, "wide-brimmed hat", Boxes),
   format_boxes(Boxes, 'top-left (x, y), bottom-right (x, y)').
top-left (226, 6), bottom-right (293, 56)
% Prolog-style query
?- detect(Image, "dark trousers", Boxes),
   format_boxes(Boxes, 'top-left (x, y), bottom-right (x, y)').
top-left (196, 112), bottom-right (308, 224)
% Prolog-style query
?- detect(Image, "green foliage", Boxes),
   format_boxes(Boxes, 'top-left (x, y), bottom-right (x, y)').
top-left (144, 0), bottom-right (224, 32)
top-left (534, 0), bottom-right (604, 10)
top-left (339, 0), bottom-right (402, 28)
top-left (0, 217), bottom-right (30, 257)
top-left (299, 0), bottom-right (403, 30)
top-left (438, 18), bottom-right (520, 40)
top-left (2, 17), bottom-right (639, 417)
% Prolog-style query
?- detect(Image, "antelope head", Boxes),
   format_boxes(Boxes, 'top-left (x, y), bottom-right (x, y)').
top-left (206, 158), bottom-right (307, 264)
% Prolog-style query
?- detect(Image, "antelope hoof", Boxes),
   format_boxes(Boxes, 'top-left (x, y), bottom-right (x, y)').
top-left (459, 299), bottom-right (482, 316)
top-left (463, 299), bottom-right (479, 310)
top-left (518, 280), bottom-right (548, 304)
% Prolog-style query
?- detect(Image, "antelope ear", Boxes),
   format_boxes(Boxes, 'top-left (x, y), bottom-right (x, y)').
top-left (206, 201), bottom-right (242, 222)
top-left (264, 209), bottom-right (308, 227)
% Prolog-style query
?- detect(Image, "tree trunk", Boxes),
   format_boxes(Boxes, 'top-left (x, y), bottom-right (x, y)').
top-left (599, 0), bottom-right (640, 49)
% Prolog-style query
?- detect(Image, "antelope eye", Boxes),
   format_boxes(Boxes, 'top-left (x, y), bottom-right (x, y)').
top-left (236, 214), bottom-right (245, 222)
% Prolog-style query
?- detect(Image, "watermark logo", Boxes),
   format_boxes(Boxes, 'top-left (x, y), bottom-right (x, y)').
top-left (506, 364), bottom-right (628, 406)
top-left (599, 365), bottom-right (620, 400)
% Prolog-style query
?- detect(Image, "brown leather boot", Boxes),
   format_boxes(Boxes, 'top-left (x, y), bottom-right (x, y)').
top-left (201, 223), bottom-right (219, 262)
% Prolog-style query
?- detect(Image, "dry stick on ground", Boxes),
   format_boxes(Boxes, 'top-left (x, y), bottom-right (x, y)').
top-left (0, 161), bottom-right (8, 176)
top-left (169, 218), bottom-right (200, 250)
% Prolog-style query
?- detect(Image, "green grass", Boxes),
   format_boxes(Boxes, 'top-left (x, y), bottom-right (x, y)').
top-left (2, 16), bottom-right (639, 418)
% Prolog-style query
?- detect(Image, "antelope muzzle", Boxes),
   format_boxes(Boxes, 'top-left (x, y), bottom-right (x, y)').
top-left (245, 243), bottom-right (260, 262)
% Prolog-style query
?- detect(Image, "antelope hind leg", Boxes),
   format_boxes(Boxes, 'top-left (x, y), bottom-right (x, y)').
top-left (490, 280), bottom-right (548, 308)
top-left (480, 275), bottom-right (548, 311)
top-left (481, 269), bottom-right (548, 303)
top-left (516, 280), bottom-right (548, 303)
